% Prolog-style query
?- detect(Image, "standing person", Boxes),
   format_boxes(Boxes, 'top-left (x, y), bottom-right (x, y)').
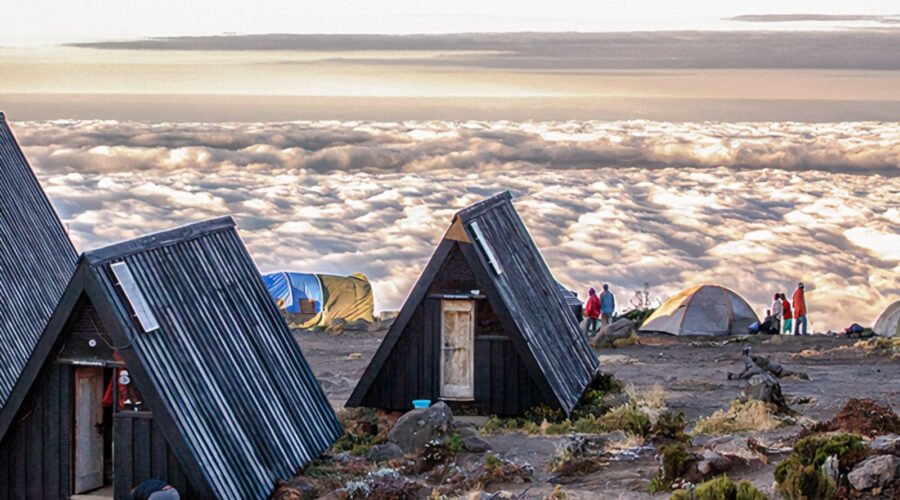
top-left (780, 293), bottom-right (793, 335)
top-left (583, 287), bottom-right (601, 338)
top-left (792, 283), bottom-right (808, 335)
top-left (599, 283), bottom-right (616, 329)
top-left (771, 293), bottom-right (783, 334)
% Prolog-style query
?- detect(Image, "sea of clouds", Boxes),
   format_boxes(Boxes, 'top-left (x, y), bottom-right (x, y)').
top-left (15, 119), bottom-right (899, 330)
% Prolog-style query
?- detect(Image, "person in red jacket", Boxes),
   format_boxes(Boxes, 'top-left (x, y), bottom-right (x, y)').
top-left (792, 283), bottom-right (808, 335)
top-left (583, 287), bottom-right (601, 338)
top-left (780, 293), bottom-right (793, 335)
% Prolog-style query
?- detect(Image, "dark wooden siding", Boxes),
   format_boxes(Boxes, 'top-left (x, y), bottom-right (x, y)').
top-left (474, 337), bottom-right (545, 415)
top-left (0, 362), bottom-right (72, 500)
top-left (114, 412), bottom-right (197, 499)
top-left (360, 242), bottom-right (546, 415)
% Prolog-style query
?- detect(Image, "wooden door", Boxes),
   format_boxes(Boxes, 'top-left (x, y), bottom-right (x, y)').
top-left (74, 366), bottom-right (105, 494)
top-left (440, 300), bottom-right (475, 400)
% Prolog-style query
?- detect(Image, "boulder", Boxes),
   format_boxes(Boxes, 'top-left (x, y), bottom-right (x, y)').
top-left (696, 449), bottom-right (733, 477)
top-left (591, 319), bottom-right (637, 348)
top-left (367, 442), bottom-right (404, 462)
top-left (704, 436), bottom-right (766, 464)
top-left (848, 455), bottom-right (900, 491)
top-left (462, 435), bottom-right (492, 453)
top-left (387, 402), bottom-right (454, 454)
top-left (871, 434), bottom-right (900, 456)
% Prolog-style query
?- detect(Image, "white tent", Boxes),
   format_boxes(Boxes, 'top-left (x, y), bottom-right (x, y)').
top-left (873, 300), bottom-right (900, 338)
top-left (639, 284), bottom-right (759, 336)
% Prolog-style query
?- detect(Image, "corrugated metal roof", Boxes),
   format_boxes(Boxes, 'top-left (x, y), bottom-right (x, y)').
top-left (457, 192), bottom-right (599, 414)
top-left (0, 112), bottom-right (77, 408)
top-left (83, 217), bottom-right (342, 499)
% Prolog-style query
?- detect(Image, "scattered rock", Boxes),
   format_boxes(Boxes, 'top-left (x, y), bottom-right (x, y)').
top-left (591, 319), bottom-right (638, 348)
top-left (462, 435), bottom-right (491, 453)
top-left (704, 436), bottom-right (767, 464)
top-left (387, 402), bottom-right (453, 454)
top-left (474, 491), bottom-right (514, 500)
top-left (272, 476), bottom-right (317, 500)
top-left (367, 442), bottom-right (404, 462)
top-left (697, 450), bottom-right (732, 476)
top-left (871, 434), bottom-right (900, 455)
top-left (848, 454), bottom-right (900, 491)
top-left (456, 426), bottom-right (479, 438)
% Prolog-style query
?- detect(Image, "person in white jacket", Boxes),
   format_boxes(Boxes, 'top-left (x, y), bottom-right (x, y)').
top-left (771, 293), bottom-right (783, 334)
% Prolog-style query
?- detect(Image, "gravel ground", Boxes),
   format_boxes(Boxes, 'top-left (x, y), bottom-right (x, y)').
top-left (295, 329), bottom-right (899, 498)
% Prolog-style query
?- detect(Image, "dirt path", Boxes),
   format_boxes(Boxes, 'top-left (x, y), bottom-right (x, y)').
top-left (295, 330), bottom-right (899, 497)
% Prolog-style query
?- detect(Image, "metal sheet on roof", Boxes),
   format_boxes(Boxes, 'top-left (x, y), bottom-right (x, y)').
top-left (458, 192), bottom-right (599, 414)
top-left (0, 113), bottom-right (77, 408)
top-left (84, 217), bottom-right (342, 499)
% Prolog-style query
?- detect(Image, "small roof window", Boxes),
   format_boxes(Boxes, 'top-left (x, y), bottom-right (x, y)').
top-left (469, 221), bottom-right (503, 275)
top-left (110, 261), bottom-right (160, 333)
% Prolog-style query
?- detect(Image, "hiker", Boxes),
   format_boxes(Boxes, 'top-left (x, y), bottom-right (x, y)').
top-left (780, 293), bottom-right (793, 335)
top-left (131, 479), bottom-right (179, 500)
top-left (792, 283), bottom-right (808, 335)
top-left (583, 287), bottom-right (601, 338)
top-left (771, 293), bottom-right (783, 334)
top-left (599, 283), bottom-right (616, 329)
top-left (760, 310), bottom-right (778, 335)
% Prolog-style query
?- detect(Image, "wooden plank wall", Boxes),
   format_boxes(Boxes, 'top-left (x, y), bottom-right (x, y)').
top-left (0, 363), bottom-right (72, 500)
top-left (474, 337), bottom-right (544, 415)
top-left (114, 412), bottom-right (197, 499)
top-left (361, 242), bottom-right (547, 415)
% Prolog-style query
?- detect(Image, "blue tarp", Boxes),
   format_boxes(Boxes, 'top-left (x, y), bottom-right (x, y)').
top-left (262, 272), bottom-right (323, 314)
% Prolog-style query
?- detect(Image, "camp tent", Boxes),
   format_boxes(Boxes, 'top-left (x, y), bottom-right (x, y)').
top-left (640, 284), bottom-right (758, 336)
top-left (873, 300), bottom-right (900, 338)
top-left (263, 271), bottom-right (375, 328)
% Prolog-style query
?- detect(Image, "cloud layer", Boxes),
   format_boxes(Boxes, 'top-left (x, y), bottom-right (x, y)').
top-left (14, 119), bottom-right (900, 331)
top-left (70, 31), bottom-right (900, 71)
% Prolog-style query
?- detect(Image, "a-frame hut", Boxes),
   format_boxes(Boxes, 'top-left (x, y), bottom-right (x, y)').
top-left (0, 217), bottom-right (342, 499)
top-left (347, 192), bottom-right (599, 416)
top-left (0, 112), bottom-right (77, 410)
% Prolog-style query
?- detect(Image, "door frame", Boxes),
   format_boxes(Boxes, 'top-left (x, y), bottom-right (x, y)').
top-left (73, 365), bottom-right (106, 494)
top-left (439, 299), bottom-right (475, 400)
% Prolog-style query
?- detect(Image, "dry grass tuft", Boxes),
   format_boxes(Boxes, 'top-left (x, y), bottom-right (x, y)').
top-left (693, 400), bottom-right (792, 435)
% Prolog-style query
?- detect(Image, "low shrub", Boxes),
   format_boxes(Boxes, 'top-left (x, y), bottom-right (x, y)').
top-left (647, 442), bottom-right (696, 493)
top-left (773, 433), bottom-right (867, 500)
top-left (670, 475), bottom-right (766, 500)
top-left (653, 411), bottom-right (687, 442)
top-left (599, 403), bottom-right (652, 437)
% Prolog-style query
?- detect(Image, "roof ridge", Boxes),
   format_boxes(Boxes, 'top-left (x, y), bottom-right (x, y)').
top-left (455, 190), bottom-right (512, 221)
top-left (84, 215), bottom-right (236, 265)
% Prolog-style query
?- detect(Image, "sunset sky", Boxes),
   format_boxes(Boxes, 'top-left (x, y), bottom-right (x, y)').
top-left (2, 2), bottom-right (898, 329)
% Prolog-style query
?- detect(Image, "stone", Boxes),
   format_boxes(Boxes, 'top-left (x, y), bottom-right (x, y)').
top-left (272, 477), bottom-right (317, 500)
top-left (367, 442), bottom-right (404, 462)
top-left (870, 434), bottom-right (900, 456)
top-left (387, 401), bottom-right (454, 453)
top-left (456, 426), bottom-right (479, 438)
top-left (704, 436), bottom-right (766, 464)
top-left (462, 435), bottom-right (492, 453)
top-left (848, 455), bottom-right (899, 491)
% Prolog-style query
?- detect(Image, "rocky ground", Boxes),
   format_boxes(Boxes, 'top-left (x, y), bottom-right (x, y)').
top-left (289, 328), bottom-right (899, 499)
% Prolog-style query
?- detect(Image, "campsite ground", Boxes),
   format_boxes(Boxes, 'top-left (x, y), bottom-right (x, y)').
top-left (295, 330), bottom-right (900, 498)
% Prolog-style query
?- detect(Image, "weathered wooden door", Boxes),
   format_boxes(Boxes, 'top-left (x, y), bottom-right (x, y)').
top-left (74, 366), bottom-right (105, 494)
top-left (440, 300), bottom-right (475, 399)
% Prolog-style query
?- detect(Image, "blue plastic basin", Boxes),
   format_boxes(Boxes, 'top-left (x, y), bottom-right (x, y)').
top-left (412, 399), bottom-right (431, 409)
